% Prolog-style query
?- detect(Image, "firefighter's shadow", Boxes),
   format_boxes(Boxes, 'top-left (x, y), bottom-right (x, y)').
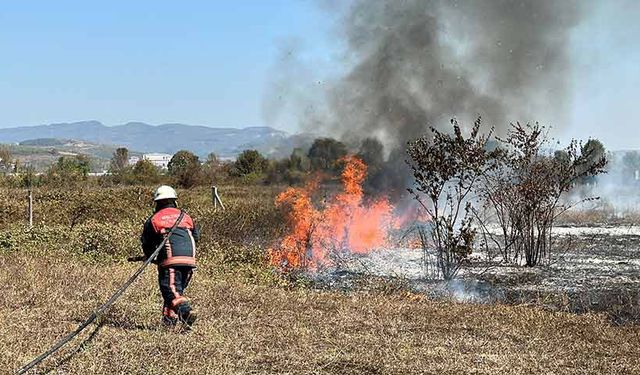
top-left (76, 313), bottom-right (169, 332)
top-left (36, 322), bottom-right (104, 375)
top-left (101, 317), bottom-right (191, 334)
top-left (100, 315), bottom-right (160, 332)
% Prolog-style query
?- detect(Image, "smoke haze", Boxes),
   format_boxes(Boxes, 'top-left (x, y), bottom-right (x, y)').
top-left (270, 0), bottom-right (584, 152)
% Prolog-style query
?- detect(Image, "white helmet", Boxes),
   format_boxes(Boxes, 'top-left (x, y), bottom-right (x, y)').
top-left (154, 185), bottom-right (177, 201)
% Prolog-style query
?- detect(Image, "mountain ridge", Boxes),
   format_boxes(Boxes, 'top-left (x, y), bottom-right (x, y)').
top-left (0, 121), bottom-right (301, 158)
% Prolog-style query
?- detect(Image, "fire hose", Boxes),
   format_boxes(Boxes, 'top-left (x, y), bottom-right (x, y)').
top-left (16, 210), bottom-right (185, 374)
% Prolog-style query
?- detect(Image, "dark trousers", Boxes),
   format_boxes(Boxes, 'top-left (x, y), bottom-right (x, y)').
top-left (158, 266), bottom-right (193, 319)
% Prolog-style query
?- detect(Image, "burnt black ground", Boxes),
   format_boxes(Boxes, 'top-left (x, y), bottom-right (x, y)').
top-left (312, 230), bottom-right (640, 325)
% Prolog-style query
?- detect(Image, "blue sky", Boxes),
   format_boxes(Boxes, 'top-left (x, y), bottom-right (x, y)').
top-left (0, 1), bottom-right (639, 149)
top-left (0, 1), bottom-right (335, 129)
top-left (567, 0), bottom-right (640, 150)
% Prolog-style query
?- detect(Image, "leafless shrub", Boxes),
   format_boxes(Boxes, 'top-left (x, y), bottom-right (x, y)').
top-left (477, 123), bottom-right (607, 266)
top-left (408, 120), bottom-right (608, 274)
top-left (408, 118), bottom-right (500, 280)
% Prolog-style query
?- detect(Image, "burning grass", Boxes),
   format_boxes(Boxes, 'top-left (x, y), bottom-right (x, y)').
top-left (2, 251), bottom-right (640, 374)
top-left (268, 157), bottom-right (397, 270)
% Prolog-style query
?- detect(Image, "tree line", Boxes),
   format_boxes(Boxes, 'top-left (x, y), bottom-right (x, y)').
top-left (0, 137), bottom-right (392, 189)
top-left (1, 131), bottom-right (626, 195)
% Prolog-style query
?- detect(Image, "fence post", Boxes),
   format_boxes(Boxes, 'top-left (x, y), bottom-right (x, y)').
top-left (211, 185), bottom-right (225, 211)
top-left (28, 189), bottom-right (33, 229)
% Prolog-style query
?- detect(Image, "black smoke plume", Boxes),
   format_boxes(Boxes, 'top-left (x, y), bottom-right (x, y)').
top-left (266, 0), bottom-right (583, 194)
top-left (323, 0), bottom-right (581, 148)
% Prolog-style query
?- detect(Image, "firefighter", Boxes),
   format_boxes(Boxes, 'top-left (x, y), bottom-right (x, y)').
top-left (140, 185), bottom-right (200, 327)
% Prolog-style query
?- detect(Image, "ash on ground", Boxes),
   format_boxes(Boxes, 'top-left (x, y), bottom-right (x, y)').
top-left (311, 226), bottom-right (640, 325)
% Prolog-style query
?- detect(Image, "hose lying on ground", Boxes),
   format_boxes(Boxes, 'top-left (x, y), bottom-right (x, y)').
top-left (16, 210), bottom-right (185, 375)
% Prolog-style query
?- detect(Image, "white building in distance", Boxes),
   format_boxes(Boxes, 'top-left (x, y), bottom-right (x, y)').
top-left (127, 156), bottom-right (140, 166)
top-left (143, 153), bottom-right (173, 169)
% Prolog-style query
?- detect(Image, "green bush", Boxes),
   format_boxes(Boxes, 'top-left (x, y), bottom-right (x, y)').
top-left (168, 150), bottom-right (201, 188)
top-left (0, 184), bottom-right (285, 270)
top-left (71, 221), bottom-right (140, 258)
top-left (232, 150), bottom-right (268, 178)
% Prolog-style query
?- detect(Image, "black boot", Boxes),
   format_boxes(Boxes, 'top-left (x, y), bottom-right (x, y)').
top-left (176, 302), bottom-right (197, 327)
top-left (162, 315), bottom-right (178, 327)
top-left (162, 306), bottom-right (178, 327)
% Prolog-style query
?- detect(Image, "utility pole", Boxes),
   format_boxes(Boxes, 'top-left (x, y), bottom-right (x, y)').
top-left (212, 185), bottom-right (225, 211)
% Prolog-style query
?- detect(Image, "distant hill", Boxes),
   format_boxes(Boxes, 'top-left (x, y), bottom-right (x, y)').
top-left (19, 138), bottom-right (69, 147)
top-left (5, 138), bottom-right (146, 172)
top-left (0, 121), bottom-right (306, 158)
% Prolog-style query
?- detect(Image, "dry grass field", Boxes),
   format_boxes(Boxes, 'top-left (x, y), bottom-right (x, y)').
top-left (2, 252), bottom-right (640, 374)
top-left (2, 185), bottom-right (640, 374)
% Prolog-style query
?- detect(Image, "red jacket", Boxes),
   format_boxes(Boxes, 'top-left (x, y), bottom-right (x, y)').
top-left (141, 207), bottom-right (200, 268)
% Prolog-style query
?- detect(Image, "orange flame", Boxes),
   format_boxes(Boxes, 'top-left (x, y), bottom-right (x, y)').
top-left (267, 179), bottom-right (320, 269)
top-left (269, 156), bottom-right (397, 270)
